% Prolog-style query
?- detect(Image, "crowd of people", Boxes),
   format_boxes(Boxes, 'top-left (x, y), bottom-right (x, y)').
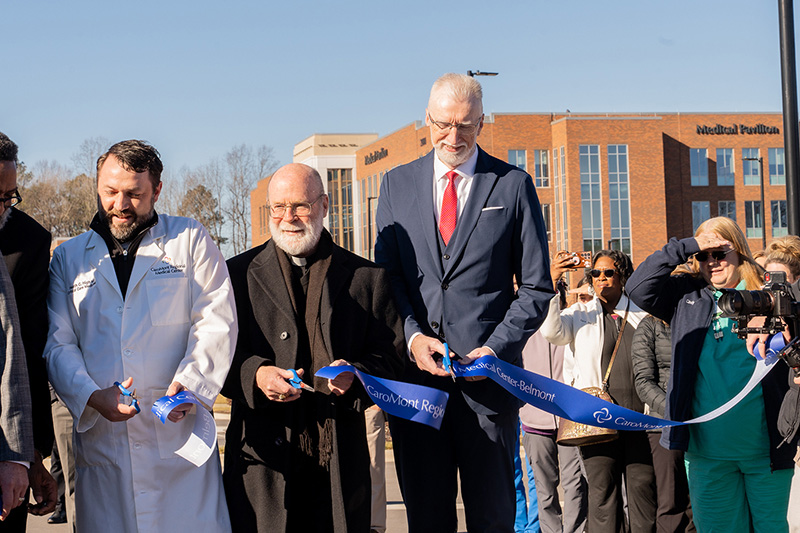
top-left (0, 72), bottom-right (798, 533)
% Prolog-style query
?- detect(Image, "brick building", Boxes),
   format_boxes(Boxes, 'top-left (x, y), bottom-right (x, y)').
top-left (250, 132), bottom-right (377, 248)
top-left (252, 112), bottom-right (789, 266)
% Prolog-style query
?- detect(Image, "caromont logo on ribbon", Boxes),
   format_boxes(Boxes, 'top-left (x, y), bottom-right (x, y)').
top-left (451, 349), bottom-right (782, 430)
top-left (315, 364), bottom-right (449, 429)
top-left (152, 390), bottom-right (217, 467)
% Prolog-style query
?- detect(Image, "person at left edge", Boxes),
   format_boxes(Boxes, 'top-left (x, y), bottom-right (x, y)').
top-left (0, 132), bottom-right (58, 530)
top-left (44, 140), bottom-right (237, 532)
top-left (222, 163), bottom-right (405, 532)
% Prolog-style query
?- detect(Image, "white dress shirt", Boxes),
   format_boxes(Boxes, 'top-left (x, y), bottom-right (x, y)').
top-left (409, 148), bottom-right (493, 358)
top-left (432, 148), bottom-right (479, 226)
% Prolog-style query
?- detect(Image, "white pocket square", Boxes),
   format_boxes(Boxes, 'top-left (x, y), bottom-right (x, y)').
top-left (481, 206), bottom-right (504, 211)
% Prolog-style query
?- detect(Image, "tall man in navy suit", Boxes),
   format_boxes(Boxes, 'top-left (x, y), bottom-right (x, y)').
top-left (375, 73), bottom-right (554, 532)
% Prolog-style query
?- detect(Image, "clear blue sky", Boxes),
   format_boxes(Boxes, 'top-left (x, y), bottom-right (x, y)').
top-left (3, 0), bottom-right (794, 175)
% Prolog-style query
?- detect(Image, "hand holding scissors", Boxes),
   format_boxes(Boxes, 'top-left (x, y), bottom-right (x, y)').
top-left (289, 369), bottom-right (315, 392)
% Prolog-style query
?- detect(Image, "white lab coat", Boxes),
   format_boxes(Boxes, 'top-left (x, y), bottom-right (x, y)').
top-left (44, 215), bottom-right (237, 533)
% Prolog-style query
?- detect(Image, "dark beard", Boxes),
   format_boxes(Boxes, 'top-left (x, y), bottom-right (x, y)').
top-left (101, 206), bottom-right (154, 242)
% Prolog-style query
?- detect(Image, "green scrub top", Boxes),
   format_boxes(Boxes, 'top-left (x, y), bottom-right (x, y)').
top-left (688, 282), bottom-right (770, 459)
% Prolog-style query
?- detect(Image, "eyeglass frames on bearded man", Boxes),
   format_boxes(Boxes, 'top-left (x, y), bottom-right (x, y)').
top-left (268, 194), bottom-right (325, 218)
top-left (426, 113), bottom-right (482, 135)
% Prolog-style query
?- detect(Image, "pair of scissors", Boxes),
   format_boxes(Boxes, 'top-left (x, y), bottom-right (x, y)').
top-left (443, 342), bottom-right (457, 382)
top-left (114, 381), bottom-right (141, 413)
top-left (289, 369), bottom-right (315, 392)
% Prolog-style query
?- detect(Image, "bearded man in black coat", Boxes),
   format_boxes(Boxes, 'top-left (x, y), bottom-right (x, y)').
top-left (222, 163), bottom-right (404, 532)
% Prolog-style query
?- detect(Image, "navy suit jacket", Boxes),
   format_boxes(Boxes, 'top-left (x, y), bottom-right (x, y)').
top-left (375, 148), bottom-right (554, 415)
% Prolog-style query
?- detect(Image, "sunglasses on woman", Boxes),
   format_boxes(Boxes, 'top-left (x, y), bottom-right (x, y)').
top-left (590, 268), bottom-right (617, 278)
top-left (694, 249), bottom-right (734, 262)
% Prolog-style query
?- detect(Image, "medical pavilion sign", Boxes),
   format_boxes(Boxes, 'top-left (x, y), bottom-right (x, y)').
top-left (697, 123), bottom-right (780, 135)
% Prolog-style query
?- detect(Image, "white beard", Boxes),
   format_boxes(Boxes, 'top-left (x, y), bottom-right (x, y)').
top-left (0, 208), bottom-right (12, 231)
top-left (269, 215), bottom-right (323, 257)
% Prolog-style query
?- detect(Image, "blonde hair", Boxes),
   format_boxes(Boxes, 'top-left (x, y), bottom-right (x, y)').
top-left (691, 217), bottom-right (763, 290)
top-left (764, 235), bottom-right (800, 279)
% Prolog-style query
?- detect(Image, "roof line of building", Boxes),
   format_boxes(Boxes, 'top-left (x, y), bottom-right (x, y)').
top-left (490, 111), bottom-right (782, 117)
top-left (298, 132), bottom-right (380, 137)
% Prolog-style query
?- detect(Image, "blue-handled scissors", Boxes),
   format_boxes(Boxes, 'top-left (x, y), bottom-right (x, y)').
top-left (443, 342), bottom-right (456, 382)
top-left (114, 381), bottom-right (141, 413)
top-left (289, 369), bottom-right (315, 392)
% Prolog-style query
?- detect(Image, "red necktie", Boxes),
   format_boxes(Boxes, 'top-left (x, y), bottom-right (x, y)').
top-left (439, 170), bottom-right (458, 245)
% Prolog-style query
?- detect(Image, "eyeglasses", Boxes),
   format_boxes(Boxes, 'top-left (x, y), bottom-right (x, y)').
top-left (590, 268), bottom-right (617, 278)
top-left (0, 191), bottom-right (22, 208)
top-left (427, 113), bottom-right (482, 135)
top-left (114, 381), bottom-right (141, 413)
top-left (694, 249), bottom-right (735, 262)
top-left (268, 194), bottom-right (324, 218)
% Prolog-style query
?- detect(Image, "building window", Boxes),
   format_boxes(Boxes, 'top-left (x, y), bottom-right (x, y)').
top-left (745, 200), bottom-right (763, 239)
top-left (360, 174), bottom-right (380, 259)
top-left (508, 150), bottom-right (527, 172)
top-left (553, 151), bottom-right (562, 250)
top-left (542, 204), bottom-right (552, 243)
top-left (560, 146), bottom-right (568, 251)
top-left (608, 145), bottom-right (631, 254)
top-left (769, 148), bottom-right (786, 185)
top-left (718, 200), bottom-right (736, 222)
top-left (690, 148), bottom-right (708, 186)
top-left (772, 200), bottom-right (788, 237)
top-left (716, 148), bottom-right (735, 186)
top-left (692, 202), bottom-right (710, 234)
top-left (742, 148), bottom-right (761, 186)
top-left (580, 145), bottom-right (602, 254)
top-left (534, 149), bottom-right (549, 188)
top-left (328, 168), bottom-right (354, 252)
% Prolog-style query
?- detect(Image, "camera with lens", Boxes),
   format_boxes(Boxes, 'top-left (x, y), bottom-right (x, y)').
top-left (718, 271), bottom-right (800, 373)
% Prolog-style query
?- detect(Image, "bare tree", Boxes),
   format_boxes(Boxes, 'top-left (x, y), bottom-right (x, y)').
top-left (223, 144), bottom-right (277, 255)
top-left (17, 160), bottom-right (92, 236)
top-left (63, 174), bottom-right (97, 236)
top-left (178, 184), bottom-right (226, 248)
top-left (72, 136), bottom-right (110, 178)
top-left (15, 161), bottom-right (34, 190)
top-left (179, 161), bottom-right (228, 252)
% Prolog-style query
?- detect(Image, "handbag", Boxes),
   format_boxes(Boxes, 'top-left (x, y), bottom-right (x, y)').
top-left (556, 303), bottom-right (630, 447)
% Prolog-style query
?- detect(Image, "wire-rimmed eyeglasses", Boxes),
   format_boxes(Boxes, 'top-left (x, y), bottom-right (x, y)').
top-left (427, 113), bottom-right (482, 135)
top-left (268, 194), bottom-right (325, 218)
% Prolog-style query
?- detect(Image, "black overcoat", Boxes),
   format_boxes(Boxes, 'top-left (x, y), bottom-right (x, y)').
top-left (222, 236), bottom-right (405, 532)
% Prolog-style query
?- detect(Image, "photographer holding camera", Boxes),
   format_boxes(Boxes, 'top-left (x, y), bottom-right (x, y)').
top-left (742, 235), bottom-right (800, 533)
top-left (626, 217), bottom-right (794, 533)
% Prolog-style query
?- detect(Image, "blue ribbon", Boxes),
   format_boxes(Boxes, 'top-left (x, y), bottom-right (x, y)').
top-left (315, 365), bottom-right (449, 430)
top-left (451, 354), bottom-right (781, 431)
top-left (152, 390), bottom-right (201, 423)
top-left (152, 390), bottom-right (217, 466)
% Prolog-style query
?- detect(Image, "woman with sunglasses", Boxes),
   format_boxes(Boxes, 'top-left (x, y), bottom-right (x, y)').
top-left (626, 217), bottom-right (794, 533)
top-left (541, 250), bottom-right (656, 533)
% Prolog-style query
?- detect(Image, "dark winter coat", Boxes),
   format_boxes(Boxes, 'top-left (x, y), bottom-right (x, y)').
top-left (631, 314), bottom-right (672, 418)
top-left (626, 237), bottom-right (795, 470)
top-left (221, 233), bottom-right (405, 532)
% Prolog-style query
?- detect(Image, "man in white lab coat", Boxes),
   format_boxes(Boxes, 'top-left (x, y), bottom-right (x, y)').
top-left (44, 140), bottom-right (237, 533)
